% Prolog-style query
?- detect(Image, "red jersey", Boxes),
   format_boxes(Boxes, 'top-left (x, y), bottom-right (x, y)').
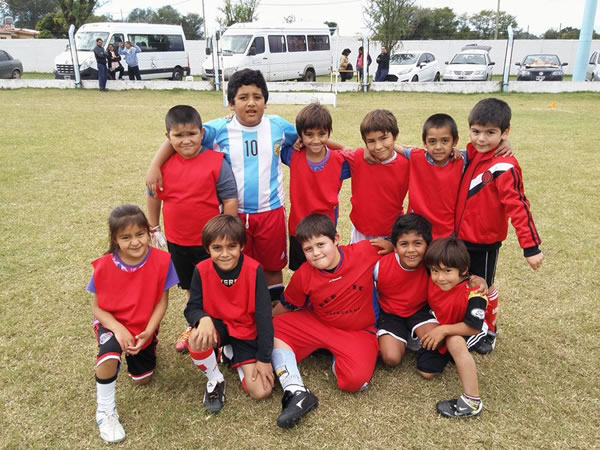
top-left (283, 240), bottom-right (382, 331)
top-left (407, 149), bottom-right (463, 239)
top-left (157, 149), bottom-right (225, 246)
top-left (197, 255), bottom-right (259, 340)
top-left (375, 253), bottom-right (429, 317)
top-left (92, 248), bottom-right (171, 349)
top-left (288, 149), bottom-right (345, 236)
top-left (455, 143), bottom-right (541, 251)
top-left (345, 149), bottom-right (409, 237)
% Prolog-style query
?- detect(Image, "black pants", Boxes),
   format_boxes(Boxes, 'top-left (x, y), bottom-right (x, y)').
top-left (109, 65), bottom-right (124, 80)
top-left (128, 65), bottom-right (141, 80)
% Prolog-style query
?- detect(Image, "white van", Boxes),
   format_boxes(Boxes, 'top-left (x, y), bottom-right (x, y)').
top-left (202, 22), bottom-right (334, 81)
top-left (54, 22), bottom-right (190, 80)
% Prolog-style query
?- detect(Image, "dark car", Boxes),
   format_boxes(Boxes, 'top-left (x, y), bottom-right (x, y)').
top-left (516, 54), bottom-right (567, 81)
top-left (0, 49), bottom-right (23, 79)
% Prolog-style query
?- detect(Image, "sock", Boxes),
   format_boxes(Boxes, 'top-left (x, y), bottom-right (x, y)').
top-left (486, 287), bottom-right (499, 333)
top-left (189, 348), bottom-right (224, 383)
top-left (236, 366), bottom-right (247, 392)
top-left (461, 393), bottom-right (482, 410)
top-left (269, 284), bottom-right (284, 303)
top-left (272, 348), bottom-right (306, 393)
top-left (96, 373), bottom-right (117, 415)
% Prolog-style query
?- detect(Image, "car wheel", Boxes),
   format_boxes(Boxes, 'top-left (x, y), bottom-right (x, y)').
top-left (172, 69), bottom-right (183, 81)
top-left (411, 75), bottom-right (418, 82)
top-left (434, 72), bottom-right (441, 82)
top-left (302, 69), bottom-right (316, 82)
top-left (11, 69), bottom-right (21, 79)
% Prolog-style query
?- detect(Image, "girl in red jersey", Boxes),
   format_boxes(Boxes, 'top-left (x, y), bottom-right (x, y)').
top-left (87, 204), bottom-right (178, 443)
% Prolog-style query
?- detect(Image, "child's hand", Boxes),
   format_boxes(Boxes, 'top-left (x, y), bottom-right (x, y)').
top-left (450, 147), bottom-right (463, 160)
top-left (468, 275), bottom-right (488, 294)
top-left (127, 330), bottom-right (152, 355)
top-left (113, 326), bottom-right (136, 353)
top-left (293, 138), bottom-right (304, 151)
top-left (370, 238), bottom-right (393, 255)
top-left (494, 138), bottom-right (514, 157)
top-left (252, 361), bottom-right (275, 390)
top-left (363, 148), bottom-right (379, 165)
top-left (149, 225), bottom-right (167, 249)
top-left (421, 326), bottom-right (446, 351)
top-left (190, 317), bottom-right (217, 351)
top-left (526, 252), bottom-right (544, 271)
top-left (146, 166), bottom-right (164, 196)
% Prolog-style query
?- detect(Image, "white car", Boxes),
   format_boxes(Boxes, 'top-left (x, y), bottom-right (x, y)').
top-left (443, 44), bottom-right (495, 81)
top-left (385, 51), bottom-right (441, 82)
top-left (586, 50), bottom-right (600, 81)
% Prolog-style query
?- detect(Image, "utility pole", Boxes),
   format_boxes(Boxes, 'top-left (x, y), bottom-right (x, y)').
top-left (202, 0), bottom-right (207, 39)
top-left (494, 0), bottom-right (500, 39)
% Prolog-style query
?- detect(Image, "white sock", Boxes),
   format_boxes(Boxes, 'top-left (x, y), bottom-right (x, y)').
top-left (96, 379), bottom-right (116, 415)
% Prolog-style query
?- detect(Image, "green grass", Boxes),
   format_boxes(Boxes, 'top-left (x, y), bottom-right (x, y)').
top-left (1, 89), bottom-right (599, 448)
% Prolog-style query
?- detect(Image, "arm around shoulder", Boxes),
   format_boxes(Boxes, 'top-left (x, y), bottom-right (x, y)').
top-left (146, 139), bottom-right (175, 195)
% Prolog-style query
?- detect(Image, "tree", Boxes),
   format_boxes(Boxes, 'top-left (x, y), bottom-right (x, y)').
top-left (364, 0), bottom-right (416, 53)
top-left (181, 13), bottom-right (204, 39)
top-left (1, 0), bottom-right (57, 29)
top-left (127, 7), bottom-right (154, 23)
top-left (36, 11), bottom-right (67, 38)
top-left (406, 7), bottom-right (459, 40)
top-left (152, 5), bottom-right (180, 24)
top-left (469, 9), bottom-right (517, 39)
top-left (324, 21), bottom-right (337, 35)
top-left (218, 0), bottom-right (259, 27)
top-left (57, 0), bottom-right (97, 29)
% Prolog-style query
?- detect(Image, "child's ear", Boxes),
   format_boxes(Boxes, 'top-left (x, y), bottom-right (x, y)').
top-left (165, 131), bottom-right (170, 140)
top-left (453, 137), bottom-right (459, 147)
top-left (501, 127), bottom-right (510, 140)
top-left (199, 127), bottom-right (205, 141)
top-left (333, 234), bottom-right (340, 246)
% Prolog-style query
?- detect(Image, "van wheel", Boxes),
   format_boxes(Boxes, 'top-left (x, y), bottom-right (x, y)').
top-left (11, 69), bottom-right (21, 79)
top-left (302, 69), bottom-right (316, 82)
top-left (434, 72), bottom-right (440, 82)
top-left (411, 75), bottom-right (418, 82)
top-left (172, 69), bottom-right (183, 81)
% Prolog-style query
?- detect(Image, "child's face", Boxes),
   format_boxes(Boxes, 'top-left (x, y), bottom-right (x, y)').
top-left (229, 84), bottom-right (266, 127)
top-left (167, 123), bottom-right (204, 159)
top-left (207, 236), bottom-right (243, 272)
top-left (394, 231), bottom-right (427, 269)
top-left (301, 234), bottom-right (340, 271)
top-left (301, 128), bottom-right (329, 158)
top-left (469, 123), bottom-right (509, 153)
top-left (424, 126), bottom-right (458, 166)
top-left (115, 223), bottom-right (150, 265)
top-left (430, 263), bottom-right (466, 291)
top-left (363, 130), bottom-right (396, 162)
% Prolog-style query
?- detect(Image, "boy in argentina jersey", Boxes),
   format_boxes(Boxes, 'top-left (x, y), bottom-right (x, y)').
top-left (147, 69), bottom-right (297, 304)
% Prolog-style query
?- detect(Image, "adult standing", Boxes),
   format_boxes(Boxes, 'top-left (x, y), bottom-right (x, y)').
top-left (375, 46), bottom-right (390, 82)
top-left (339, 48), bottom-right (353, 81)
top-left (93, 38), bottom-right (109, 91)
top-left (356, 46), bottom-right (372, 82)
top-left (119, 41), bottom-right (142, 80)
top-left (107, 43), bottom-right (124, 80)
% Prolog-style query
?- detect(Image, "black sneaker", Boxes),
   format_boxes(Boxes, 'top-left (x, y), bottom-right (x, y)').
top-left (472, 331), bottom-right (497, 355)
top-left (436, 395), bottom-right (482, 418)
top-left (203, 380), bottom-right (225, 414)
top-left (276, 389), bottom-right (319, 429)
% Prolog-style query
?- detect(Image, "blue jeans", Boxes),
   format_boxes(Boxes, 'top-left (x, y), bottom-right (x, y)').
top-left (375, 69), bottom-right (388, 82)
top-left (97, 63), bottom-right (108, 90)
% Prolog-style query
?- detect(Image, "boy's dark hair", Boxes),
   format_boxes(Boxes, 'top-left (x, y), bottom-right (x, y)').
top-left (422, 113), bottom-right (459, 143)
top-left (468, 98), bottom-right (511, 132)
top-left (391, 213), bottom-right (433, 246)
top-left (165, 105), bottom-right (202, 132)
top-left (202, 215), bottom-right (246, 250)
top-left (360, 109), bottom-right (399, 140)
top-left (342, 48), bottom-right (351, 56)
top-left (424, 237), bottom-right (470, 276)
top-left (295, 213), bottom-right (336, 244)
top-left (107, 204), bottom-right (150, 254)
top-left (227, 68), bottom-right (269, 105)
top-left (296, 102), bottom-right (333, 136)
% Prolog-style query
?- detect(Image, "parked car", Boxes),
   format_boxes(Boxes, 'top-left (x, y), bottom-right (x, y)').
top-left (516, 54), bottom-right (567, 81)
top-left (443, 44), bottom-right (494, 81)
top-left (385, 51), bottom-right (441, 82)
top-left (0, 49), bottom-right (23, 79)
top-left (586, 50), bottom-right (600, 81)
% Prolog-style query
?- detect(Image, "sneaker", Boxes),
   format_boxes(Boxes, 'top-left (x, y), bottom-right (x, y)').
top-left (276, 389), bottom-right (319, 429)
top-left (203, 380), bottom-right (225, 414)
top-left (436, 395), bottom-right (483, 418)
top-left (472, 331), bottom-right (497, 355)
top-left (96, 409), bottom-right (126, 443)
top-left (175, 327), bottom-right (192, 353)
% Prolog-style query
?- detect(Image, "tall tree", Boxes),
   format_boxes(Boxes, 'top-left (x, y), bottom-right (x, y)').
top-left (36, 10), bottom-right (67, 38)
top-left (1, 0), bottom-right (57, 29)
top-left (218, 0), bottom-right (259, 27)
top-left (364, 0), bottom-right (416, 53)
top-left (57, 0), bottom-right (97, 28)
top-left (181, 13), bottom-right (204, 39)
top-left (127, 7), bottom-right (154, 23)
top-left (469, 9), bottom-right (517, 39)
top-left (152, 5), bottom-right (180, 24)
top-left (406, 7), bottom-right (459, 40)
top-left (324, 21), bottom-right (337, 35)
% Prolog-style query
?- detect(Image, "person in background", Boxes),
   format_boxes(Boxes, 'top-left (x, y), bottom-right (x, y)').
top-left (119, 41), bottom-right (142, 80)
top-left (356, 46), bottom-right (372, 82)
top-left (375, 46), bottom-right (390, 82)
top-left (93, 38), bottom-right (109, 91)
top-left (339, 48), bottom-right (353, 82)
top-left (107, 43), bottom-right (124, 80)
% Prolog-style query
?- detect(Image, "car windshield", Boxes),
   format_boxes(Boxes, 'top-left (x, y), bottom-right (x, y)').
top-left (221, 35), bottom-right (252, 55)
top-left (450, 53), bottom-right (486, 65)
top-left (523, 55), bottom-right (560, 67)
top-left (75, 32), bottom-right (109, 51)
top-left (390, 53), bottom-right (418, 65)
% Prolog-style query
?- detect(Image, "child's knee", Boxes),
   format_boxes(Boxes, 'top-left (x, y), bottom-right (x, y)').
top-left (95, 359), bottom-right (119, 379)
top-left (132, 376), bottom-right (152, 386)
top-left (336, 373), bottom-right (370, 392)
top-left (417, 370), bottom-right (436, 380)
top-left (380, 347), bottom-right (405, 367)
top-left (247, 384), bottom-right (272, 400)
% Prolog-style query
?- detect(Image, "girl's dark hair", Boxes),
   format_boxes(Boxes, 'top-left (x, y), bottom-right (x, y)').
top-left (227, 68), bottom-right (269, 105)
top-left (202, 215), bottom-right (246, 250)
top-left (422, 113), bottom-right (459, 143)
top-left (342, 48), bottom-right (351, 56)
top-left (106, 204), bottom-right (150, 254)
top-left (296, 102), bottom-right (333, 136)
top-left (391, 213), bottom-right (432, 246)
top-left (424, 237), bottom-right (470, 276)
top-left (295, 213), bottom-right (336, 244)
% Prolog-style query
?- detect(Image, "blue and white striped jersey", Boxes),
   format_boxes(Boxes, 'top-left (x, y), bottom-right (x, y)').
top-left (203, 115), bottom-right (297, 214)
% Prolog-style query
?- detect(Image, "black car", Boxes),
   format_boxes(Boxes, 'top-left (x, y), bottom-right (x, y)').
top-left (0, 49), bottom-right (23, 79)
top-left (516, 54), bottom-right (567, 81)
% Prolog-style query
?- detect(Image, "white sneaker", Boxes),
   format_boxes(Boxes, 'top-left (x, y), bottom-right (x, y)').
top-left (96, 409), bottom-right (126, 443)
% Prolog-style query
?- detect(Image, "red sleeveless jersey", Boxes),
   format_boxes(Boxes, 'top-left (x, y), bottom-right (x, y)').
top-left (346, 149), bottom-right (409, 236)
top-left (375, 253), bottom-right (429, 317)
top-left (92, 248), bottom-right (171, 349)
top-left (197, 256), bottom-right (259, 340)
top-left (157, 149), bottom-right (224, 246)
top-left (288, 149), bottom-right (345, 236)
top-left (407, 149), bottom-right (463, 239)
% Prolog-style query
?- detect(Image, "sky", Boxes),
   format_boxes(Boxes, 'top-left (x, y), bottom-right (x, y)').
top-left (96, 0), bottom-right (600, 37)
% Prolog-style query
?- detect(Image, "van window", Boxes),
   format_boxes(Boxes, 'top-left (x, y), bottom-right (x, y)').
top-left (222, 35), bottom-right (252, 54)
top-left (268, 35), bottom-right (286, 53)
top-left (109, 34), bottom-right (124, 47)
top-left (75, 31), bottom-right (109, 51)
top-left (287, 35), bottom-right (307, 52)
top-left (128, 34), bottom-right (184, 52)
top-left (249, 37), bottom-right (265, 55)
top-left (307, 35), bottom-right (329, 51)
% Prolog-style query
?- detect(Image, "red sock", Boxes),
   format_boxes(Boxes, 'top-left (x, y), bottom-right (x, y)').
top-left (486, 287), bottom-right (499, 333)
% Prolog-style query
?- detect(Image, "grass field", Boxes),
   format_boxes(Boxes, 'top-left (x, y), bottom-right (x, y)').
top-left (1, 88), bottom-right (599, 449)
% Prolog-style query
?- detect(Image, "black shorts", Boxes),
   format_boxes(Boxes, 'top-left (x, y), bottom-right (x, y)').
top-left (465, 242), bottom-right (501, 286)
top-left (95, 323), bottom-right (157, 380)
top-left (416, 329), bottom-right (487, 374)
top-left (167, 241), bottom-right (209, 290)
top-left (376, 306), bottom-right (436, 344)
top-left (288, 235), bottom-right (306, 271)
top-left (212, 318), bottom-right (259, 368)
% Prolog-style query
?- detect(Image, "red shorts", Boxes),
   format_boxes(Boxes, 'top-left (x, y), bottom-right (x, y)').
top-left (274, 310), bottom-right (379, 392)
top-left (239, 207), bottom-right (287, 272)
